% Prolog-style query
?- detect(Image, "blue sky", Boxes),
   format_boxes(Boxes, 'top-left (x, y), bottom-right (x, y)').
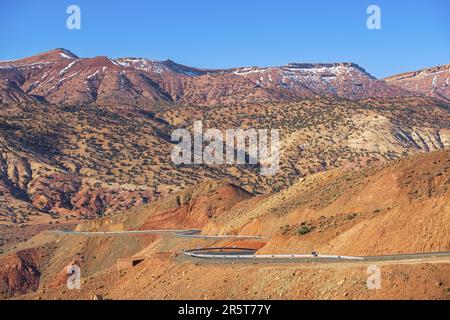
top-left (0, 0), bottom-right (449, 78)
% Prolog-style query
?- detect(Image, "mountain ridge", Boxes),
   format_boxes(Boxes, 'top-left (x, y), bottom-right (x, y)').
top-left (0, 48), bottom-right (416, 106)
top-left (384, 63), bottom-right (450, 102)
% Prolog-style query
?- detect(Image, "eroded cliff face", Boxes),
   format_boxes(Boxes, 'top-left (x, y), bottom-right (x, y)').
top-left (0, 148), bottom-right (32, 196)
top-left (385, 64), bottom-right (450, 103)
top-left (0, 248), bottom-right (44, 298)
top-left (0, 143), bottom-right (152, 223)
top-left (391, 127), bottom-right (450, 151)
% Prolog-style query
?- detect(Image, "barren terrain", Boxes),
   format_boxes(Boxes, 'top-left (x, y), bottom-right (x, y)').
top-left (1, 151), bottom-right (448, 300)
top-left (0, 50), bottom-right (449, 300)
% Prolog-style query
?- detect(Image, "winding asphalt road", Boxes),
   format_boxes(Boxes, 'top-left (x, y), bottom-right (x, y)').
top-left (52, 229), bottom-right (450, 263)
top-left (183, 249), bottom-right (364, 261)
top-left (181, 247), bottom-right (450, 263)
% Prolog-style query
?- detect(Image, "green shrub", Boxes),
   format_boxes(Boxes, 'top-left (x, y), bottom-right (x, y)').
top-left (297, 225), bottom-right (311, 235)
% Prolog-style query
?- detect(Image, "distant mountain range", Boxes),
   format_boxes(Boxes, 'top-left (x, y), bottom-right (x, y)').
top-left (2, 48), bottom-right (448, 106)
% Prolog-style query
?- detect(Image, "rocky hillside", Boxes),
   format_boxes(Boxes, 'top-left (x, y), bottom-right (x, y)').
top-left (227, 62), bottom-right (409, 100)
top-left (385, 64), bottom-right (450, 102)
top-left (0, 49), bottom-right (411, 106)
top-left (0, 95), bottom-right (449, 227)
top-left (0, 49), bottom-right (449, 236)
top-left (1, 150), bottom-right (448, 299)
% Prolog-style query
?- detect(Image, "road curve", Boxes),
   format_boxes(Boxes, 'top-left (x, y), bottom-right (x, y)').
top-left (51, 230), bottom-right (450, 264)
top-left (182, 249), bottom-right (364, 261)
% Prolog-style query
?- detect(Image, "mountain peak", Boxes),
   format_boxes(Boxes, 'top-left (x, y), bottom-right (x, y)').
top-left (47, 48), bottom-right (79, 59)
top-left (285, 62), bottom-right (371, 75)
